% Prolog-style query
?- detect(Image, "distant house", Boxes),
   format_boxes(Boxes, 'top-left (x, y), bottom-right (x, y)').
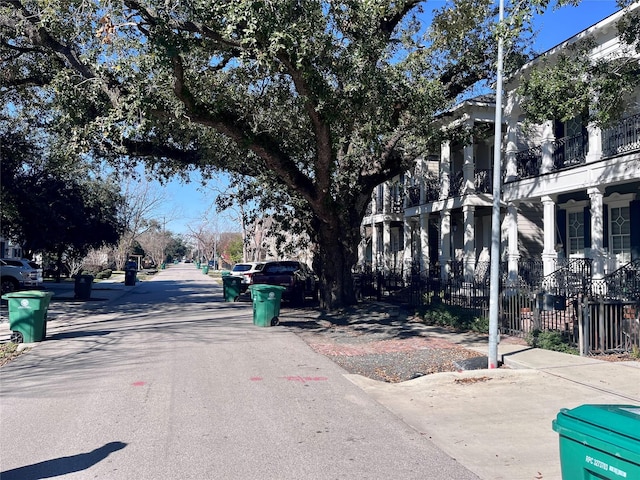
top-left (0, 237), bottom-right (24, 259)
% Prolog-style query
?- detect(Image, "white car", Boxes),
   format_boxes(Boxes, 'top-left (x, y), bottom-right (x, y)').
top-left (0, 258), bottom-right (44, 294)
top-left (229, 262), bottom-right (266, 292)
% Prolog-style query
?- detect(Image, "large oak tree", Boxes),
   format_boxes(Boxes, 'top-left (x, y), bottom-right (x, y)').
top-left (2, 0), bottom-right (635, 308)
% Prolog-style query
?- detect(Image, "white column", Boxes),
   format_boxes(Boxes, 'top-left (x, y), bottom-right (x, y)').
top-left (506, 202), bottom-right (520, 285)
top-left (463, 142), bottom-right (475, 195)
top-left (382, 182), bottom-right (390, 214)
top-left (440, 210), bottom-right (452, 279)
top-left (358, 226), bottom-right (367, 267)
top-left (463, 204), bottom-right (476, 281)
top-left (586, 123), bottom-right (603, 164)
top-left (372, 223), bottom-right (379, 271)
top-left (403, 217), bottom-right (413, 280)
top-left (420, 212), bottom-right (430, 277)
top-left (542, 195), bottom-right (558, 276)
top-left (588, 187), bottom-right (605, 280)
top-left (541, 120), bottom-right (555, 174)
top-left (505, 126), bottom-right (519, 181)
top-left (419, 159), bottom-right (427, 204)
top-left (382, 220), bottom-right (391, 273)
top-left (440, 141), bottom-right (451, 200)
top-left (504, 93), bottom-right (519, 182)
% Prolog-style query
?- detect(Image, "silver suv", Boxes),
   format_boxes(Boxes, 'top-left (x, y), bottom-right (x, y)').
top-left (229, 262), bottom-right (265, 292)
top-left (0, 258), bottom-right (44, 294)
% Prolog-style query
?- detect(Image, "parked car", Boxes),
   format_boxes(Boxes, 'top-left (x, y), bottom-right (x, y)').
top-left (43, 263), bottom-right (71, 279)
top-left (251, 260), bottom-right (318, 305)
top-left (0, 258), bottom-right (44, 294)
top-left (229, 262), bottom-right (266, 292)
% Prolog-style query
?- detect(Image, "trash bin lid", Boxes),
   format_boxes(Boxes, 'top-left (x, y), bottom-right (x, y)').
top-left (2, 290), bottom-right (54, 300)
top-left (555, 405), bottom-right (640, 441)
top-left (553, 404), bottom-right (640, 463)
top-left (248, 284), bottom-right (286, 292)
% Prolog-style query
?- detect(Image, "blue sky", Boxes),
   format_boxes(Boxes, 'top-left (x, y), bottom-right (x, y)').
top-left (154, 0), bottom-right (622, 236)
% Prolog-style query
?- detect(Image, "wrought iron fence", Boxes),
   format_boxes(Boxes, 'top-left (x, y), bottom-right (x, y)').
top-left (354, 257), bottom-right (639, 355)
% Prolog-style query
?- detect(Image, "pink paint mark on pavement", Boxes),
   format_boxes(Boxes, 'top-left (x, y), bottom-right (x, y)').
top-left (132, 381), bottom-right (146, 387)
top-left (250, 377), bottom-right (263, 381)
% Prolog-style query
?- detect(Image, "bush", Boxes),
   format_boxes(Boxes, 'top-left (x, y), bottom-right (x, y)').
top-left (418, 304), bottom-right (489, 333)
top-left (525, 329), bottom-right (578, 355)
top-left (95, 269), bottom-right (112, 280)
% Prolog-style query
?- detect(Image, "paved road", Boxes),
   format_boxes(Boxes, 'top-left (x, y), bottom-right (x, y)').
top-left (0, 264), bottom-right (479, 479)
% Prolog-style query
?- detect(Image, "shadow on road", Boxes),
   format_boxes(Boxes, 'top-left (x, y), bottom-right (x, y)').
top-left (0, 441), bottom-right (127, 479)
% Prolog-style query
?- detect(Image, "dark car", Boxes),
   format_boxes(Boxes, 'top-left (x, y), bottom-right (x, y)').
top-left (252, 260), bottom-right (318, 305)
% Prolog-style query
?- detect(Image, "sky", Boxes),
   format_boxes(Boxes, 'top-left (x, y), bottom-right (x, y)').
top-left (152, 0), bottom-right (623, 236)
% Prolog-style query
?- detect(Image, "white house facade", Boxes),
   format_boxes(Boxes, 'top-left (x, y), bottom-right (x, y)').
top-left (360, 5), bottom-right (640, 297)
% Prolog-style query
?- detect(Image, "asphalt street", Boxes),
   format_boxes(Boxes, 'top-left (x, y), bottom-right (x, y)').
top-left (0, 264), bottom-right (480, 479)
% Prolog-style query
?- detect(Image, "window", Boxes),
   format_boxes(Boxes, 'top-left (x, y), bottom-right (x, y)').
top-left (609, 205), bottom-right (631, 263)
top-left (567, 211), bottom-right (585, 256)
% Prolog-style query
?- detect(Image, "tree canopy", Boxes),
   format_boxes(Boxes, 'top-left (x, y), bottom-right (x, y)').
top-left (2, 0), bottom-right (637, 308)
top-left (0, 123), bottom-right (125, 262)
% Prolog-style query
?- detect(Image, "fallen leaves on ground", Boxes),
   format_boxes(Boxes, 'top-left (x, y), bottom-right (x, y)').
top-left (454, 376), bottom-right (492, 385)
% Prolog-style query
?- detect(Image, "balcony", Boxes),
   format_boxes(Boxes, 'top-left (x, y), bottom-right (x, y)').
top-left (602, 112), bottom-right (640, 157)
top-left (552, 132), bottom-right (588, 169)
top-left (514, 145), bottom-right (542, 181)
top-left (405, 170), bottom-right (494, 206)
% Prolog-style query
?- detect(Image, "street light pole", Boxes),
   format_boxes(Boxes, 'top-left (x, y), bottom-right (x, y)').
top-left (488, 0), bottom-right (505, 369)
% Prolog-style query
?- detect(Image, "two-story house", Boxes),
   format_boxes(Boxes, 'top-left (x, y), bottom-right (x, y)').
top-left (361, 5), bottom-right (639, 298)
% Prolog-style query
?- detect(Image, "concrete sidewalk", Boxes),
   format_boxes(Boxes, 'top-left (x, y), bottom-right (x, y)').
top-left (348, 339), bottom-right (640, 480)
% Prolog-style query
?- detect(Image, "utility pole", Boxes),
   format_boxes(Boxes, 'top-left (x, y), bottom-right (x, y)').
top-left (488, 0), bottom-right (505, 369)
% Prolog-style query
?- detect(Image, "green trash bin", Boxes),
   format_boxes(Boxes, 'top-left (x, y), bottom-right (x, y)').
top-left (202, 265), bottom-right (209, 274)
top-left (74, 274), bottom-right (94, 300)
top-left (161, 263), bottom-right (166, 270)
top-left (552, 404), bottom-right (640, 479)
top-left (1, 290), bottom-right (54, 343)
top-left (222, 275), bottom-right (242, 302)
top-left (248, 284), bottom-right (286, 327)
top-left (196, 261), bottom-right (201, 269)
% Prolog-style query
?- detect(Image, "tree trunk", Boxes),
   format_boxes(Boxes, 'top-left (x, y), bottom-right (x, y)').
top-left (312, 201), bottom-right (364, 310)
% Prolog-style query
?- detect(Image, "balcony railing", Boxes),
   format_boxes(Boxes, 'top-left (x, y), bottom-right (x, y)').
top-left (592, 258), bottom-right (640, 301)
top-left (424, 176), bottom-right (440, 202)
top-left (405, 169), bottom-right (495, 206)
top-left (515, 145), bottom-right (542, 180)
top-left (552, 132), bottom-right (588, 170)
top-left (474, 169), bottom-right (492, 193)
top-left (406, 186), bottom-right (420, 208)
top-left (448, 171), bottom-right (464, 197)
top-left (602, 112), bottom-right (640, 157)
top-left (540, 258), bottom-right (593, 297)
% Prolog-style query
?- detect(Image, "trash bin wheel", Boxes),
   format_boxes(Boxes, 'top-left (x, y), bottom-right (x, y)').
top-left (10, 331), bottom-right (24, 343)
top-left (271, 317), bottom-right (279, 326)
top-left (233, 296), bottom-right (240, 302)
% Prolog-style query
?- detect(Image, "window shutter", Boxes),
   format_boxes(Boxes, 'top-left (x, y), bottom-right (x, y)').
top-left (584, 206), bottom-right (591, 249)
top-left (630, 200), bottom-right (640, 261)
top-left (557, 208), bottom-right (567, 256)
